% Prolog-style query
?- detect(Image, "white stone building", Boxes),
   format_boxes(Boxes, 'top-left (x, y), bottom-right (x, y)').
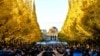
top-left (42, 27), bottom-right (59, 41)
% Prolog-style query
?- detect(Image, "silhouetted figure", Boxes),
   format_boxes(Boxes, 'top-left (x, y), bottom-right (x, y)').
top-left (0, 46), bottom-right (8, 56)
top-left (82, 48), bottom-right (90, 56)
top-left (97, 49), bottom-right (100, 56)
top-left (63, 47), bottom-right (72, 56)
top-left (42, 48), bottom-right (55, 56)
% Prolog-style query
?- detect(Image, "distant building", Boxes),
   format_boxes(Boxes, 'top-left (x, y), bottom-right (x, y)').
top-left (41, 29), bottom-right (47, 34)
top-left (41, 26), bottom-right (59, 41)
top-left (41, 29), bottom-right (47, 41)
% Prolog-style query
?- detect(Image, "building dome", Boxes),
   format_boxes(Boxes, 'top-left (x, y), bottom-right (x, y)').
top-left (50, 26), bottom-right (58, 30)
top-left (51, 26), bottom-right (57, 29)
top-left (49, 26), bottom-right (58, 32)
top-left (43, 26), bottom-right (59, 41)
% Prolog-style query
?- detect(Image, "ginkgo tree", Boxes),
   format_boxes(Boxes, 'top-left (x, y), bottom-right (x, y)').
top-left (0, 0), bottom-right (42, 45)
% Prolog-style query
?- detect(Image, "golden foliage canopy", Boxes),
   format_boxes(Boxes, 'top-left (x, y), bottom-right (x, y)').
top-left (0, 0), bottom-right (42, 44)
top-left (59, 0), bottom-right (100, 42)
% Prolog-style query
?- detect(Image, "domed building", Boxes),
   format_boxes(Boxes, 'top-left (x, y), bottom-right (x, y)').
top-left (38, 27), bottom-right (68, 45)
top-left (42, 26), bottom-right (59, 41)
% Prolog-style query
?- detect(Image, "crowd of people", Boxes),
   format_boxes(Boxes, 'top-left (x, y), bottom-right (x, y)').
top-left (0, 43), bottom-right (100, 56)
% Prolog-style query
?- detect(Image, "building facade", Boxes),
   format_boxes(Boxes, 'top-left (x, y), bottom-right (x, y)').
top-left (42, 27), bottom-right (59, 41)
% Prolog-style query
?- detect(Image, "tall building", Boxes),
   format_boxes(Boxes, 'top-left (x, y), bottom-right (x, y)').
top-left (41, 29), bottom-right (47, 34)
top-left (41, 29), bottom-right (48, 41)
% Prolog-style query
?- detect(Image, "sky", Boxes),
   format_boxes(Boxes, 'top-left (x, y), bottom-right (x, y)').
top-left (35, 0), bottom-right (69, 31)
